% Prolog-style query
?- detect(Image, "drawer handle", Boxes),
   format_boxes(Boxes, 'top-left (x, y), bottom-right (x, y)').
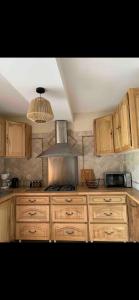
top-left (104, 231), bottom-right (114, 235)
top-left (104, 212), bottom-right (113, 216)
top-left (104, 198), bottom-right (112, 202)
top-left (65, 199), bottom-right (72, 202)
top-left (65, 229), bottom-right (74, 235)
top-left (28, 212), bottom-right (37, 216)
top-left (29, 199), bottom-right (36, 203)
top-left (28, 229), bottom-right (36, 233)
top-left (66, 211), bottom-right (74, 216)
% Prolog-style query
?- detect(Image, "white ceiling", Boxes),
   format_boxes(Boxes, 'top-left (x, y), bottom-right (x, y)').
top-left (57, 58), bottom-right (139, 113)
top-left (0, 58), bottom-right (73, 120)
top-left (0, 58), bottom-right (139, 120)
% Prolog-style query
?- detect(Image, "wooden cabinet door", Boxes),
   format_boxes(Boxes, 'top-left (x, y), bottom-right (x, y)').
top-left (119, 95), bottom-right (132, 151)
top-left (127, 198), bottom-right (139, 242)
top-left (113, 109), bottom-right (121, 152)
top-left (135, 94), bottom-right (139, 140)
top-left (6, 121), bottom-right (25, 157)
top-left (0, 198), bottom-right (15, 242)
top-left (0, 200), bottom-right (11, 242)
top-left (0, 118), bottom-right (5, 156)
top-left (95, 115), bottom-right (114, 155)
top-left (10, 198), bottom-right (15, 241)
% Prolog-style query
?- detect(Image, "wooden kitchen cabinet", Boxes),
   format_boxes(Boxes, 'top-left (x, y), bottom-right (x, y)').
top-left (0, 198), bottom-right (15, 242)
top-left (88, 194), bottom-right (128, 242)
top-left (118, 95), bottom-right (132, 151)
top-left (95, 88), bottom-right (139, 155)
top-left (51, 195), bottom-right (88, 241)
top-left (127, 197), bottom-right (139, 242)
top-left (113, 89), bottom-right (139, 152)
top-left (94, 114), bottom-right (114, 155)
top-left (0, 118), bottom-right (5, 156)
top-left (6, 120), bottom-right (32, 158)
top-left (113, 108), bottom-right (122, 152)
top-left (15, 196), bottom-right (50, 241)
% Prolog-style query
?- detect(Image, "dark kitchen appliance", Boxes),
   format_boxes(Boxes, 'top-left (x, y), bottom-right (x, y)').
top-left (11, 177), bottom-right (19, 188)
top-left (104, 172), bottom-right (132, 188)
top-left (44, 184), bottom-right (76, 192)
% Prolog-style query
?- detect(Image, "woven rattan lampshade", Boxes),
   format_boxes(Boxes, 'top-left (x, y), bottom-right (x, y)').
top-left (27, 87), bottom-right (54, 123)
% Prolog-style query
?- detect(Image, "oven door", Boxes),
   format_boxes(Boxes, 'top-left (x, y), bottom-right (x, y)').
top-left (105, 173), bottom-right (125, 187)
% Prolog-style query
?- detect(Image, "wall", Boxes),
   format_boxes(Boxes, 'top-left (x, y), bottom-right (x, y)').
top-left (2, 113), bottom-right (124, 187)
top-left (124, 151), bottom-right (139, 191)
top-left (0, 158), bottom-right (4, 173)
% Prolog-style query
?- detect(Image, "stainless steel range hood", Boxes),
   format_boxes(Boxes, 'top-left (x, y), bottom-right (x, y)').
top-left (37, 120), bottom-right (78, 157)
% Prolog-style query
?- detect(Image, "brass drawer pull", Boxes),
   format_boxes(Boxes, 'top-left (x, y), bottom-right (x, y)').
top-left (29, 199), bottom-right (36, 203)
top-left (28, 229), bottom-right (37, 233)
top-left (65, 229), bottom-right (74, 235)
top-left (104, 212), bottom-right (113, 216)
top-left (65, 198), bottom-right (72, 202)
top-left (104, 231), bottom-right (114, 235)
top-left (66, 211), bottom-right (74, 216)
top-left (28, 212), bottom-right (37, 216)
top-left (104, 198), bottom-right (112, 202)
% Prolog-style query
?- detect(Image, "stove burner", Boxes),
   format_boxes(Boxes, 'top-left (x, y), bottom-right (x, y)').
top-left (44, 184), bottom-right (75, 192)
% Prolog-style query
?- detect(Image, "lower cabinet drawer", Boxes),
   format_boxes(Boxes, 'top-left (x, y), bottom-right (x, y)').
top-left (89, 223), bottom-right (128, 242)
top-left (16, 205), bottom-right (49, 222)
top-left (16, 223), bottom-right (49, 240)
top-left (89, 205), bottom-right (127, 223)
top-left (51, 205), bottom-right (87, 222)
top-left (52, 223), bottom-right (88, 241)
top-left (88, 195), bottom-right (126, 204)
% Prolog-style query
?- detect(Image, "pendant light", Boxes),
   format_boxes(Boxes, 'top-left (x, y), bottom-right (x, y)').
top-left (27, 87), bottom-right (54, 123)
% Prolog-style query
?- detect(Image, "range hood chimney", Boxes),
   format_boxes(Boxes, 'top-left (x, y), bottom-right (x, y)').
top-left (37, 120), bottom-right (78, 157)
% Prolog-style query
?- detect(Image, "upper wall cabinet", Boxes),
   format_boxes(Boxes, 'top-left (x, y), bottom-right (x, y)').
top-left (0, 118), bottom-right (6, 156)
top-left (113, 108), bottom-right (122, 152)
top-left (111, 97), bottom-right (131, 153)
top-left (0, 120), bottom-right (32, 158)
top-left (94, 115), bottom-right (114, 155)
top-left (95, 88), bottom-right (139, 155)
top-left (113, 88), bottom-right (139, 153)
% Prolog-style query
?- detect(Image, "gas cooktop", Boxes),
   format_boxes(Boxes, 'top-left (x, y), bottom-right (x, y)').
top-left (44, 184), bottom-right (76, 192)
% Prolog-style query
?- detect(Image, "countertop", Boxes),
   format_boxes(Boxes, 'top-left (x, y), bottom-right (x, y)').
top-left (0, 186), bottom-right (139, 204)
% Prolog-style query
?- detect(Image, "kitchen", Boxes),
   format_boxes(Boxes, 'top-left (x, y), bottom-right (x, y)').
top-left (0, 57), bottom-right (139, 243)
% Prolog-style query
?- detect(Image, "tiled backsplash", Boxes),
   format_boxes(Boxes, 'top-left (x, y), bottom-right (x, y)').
top-left (1, 130), bottom-right (124, 187)
top-left (124, 151), bottom-right (139, 191)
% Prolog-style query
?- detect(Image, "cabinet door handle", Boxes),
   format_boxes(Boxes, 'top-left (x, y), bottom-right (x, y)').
top-left (28, 229), bottom-right (36, 233)
top-left (29, 199), bottom-right (36, 203)
top-left (104, 231), bottom-right (114, 235)
top-left (28, 212), bottom-right (37, 216)
top-left (65, 229), bottom-right (74, 235)
top-left (104, 198), bottom-right (112, 202)
top-left (65, 198), bottom-right (72, 202)
top-left (66, 211), bottom-right (74, 216)
top-left (104, 212), bottom-right (113, 216)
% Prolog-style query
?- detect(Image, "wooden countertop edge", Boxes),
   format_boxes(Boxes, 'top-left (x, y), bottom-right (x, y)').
top-left (0, 187), bottom-right (139, 204)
